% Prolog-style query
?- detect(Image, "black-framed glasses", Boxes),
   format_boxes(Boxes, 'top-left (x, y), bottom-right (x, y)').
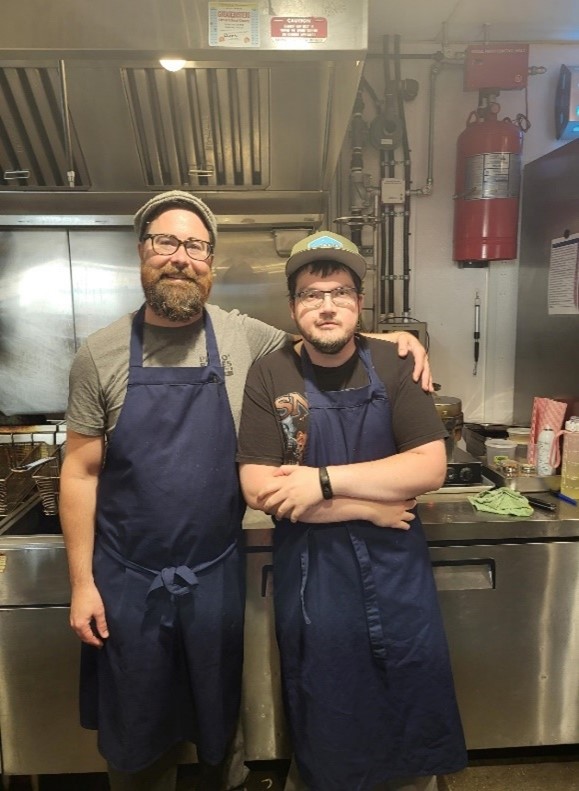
top-left (294, 286), bottom-right (360, 309)
top-left (143, 233), bottom-right (213, 261)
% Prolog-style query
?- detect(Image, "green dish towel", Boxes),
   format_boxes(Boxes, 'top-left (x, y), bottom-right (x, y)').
top-left (468, 487), bottom-right (534, 517)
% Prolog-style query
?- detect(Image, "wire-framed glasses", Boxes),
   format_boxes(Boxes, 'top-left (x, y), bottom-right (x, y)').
top-left (143, 233), bottom-right (213, 261)
top-left (294, 286), bottom-right (359, 309)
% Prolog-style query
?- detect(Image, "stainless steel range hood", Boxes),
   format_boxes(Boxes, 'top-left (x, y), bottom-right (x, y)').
top-left (0, 0), bottom-right (367, 220)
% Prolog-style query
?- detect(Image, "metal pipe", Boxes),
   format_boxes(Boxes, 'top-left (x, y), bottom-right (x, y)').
top-left (394, 35), bottom-right (411, 316)
top-left (367, 52), bottom-right (445, 61)
top-left (386, 150), bottom-right (396, 317)
top-left (372, 191), bottom-right (381, 332)
top-left (381, 34), bottom-right (396, 318)
top-left (349, 90), bottom-right (366, 249)
top-left (58, 59), bottom-right (75, 187)
top-left (425, 62), bottom-right (440, 191)
top-left (410, 60), bottom-right (442, 196)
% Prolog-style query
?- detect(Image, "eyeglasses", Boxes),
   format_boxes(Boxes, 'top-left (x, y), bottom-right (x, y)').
top-left (294, 286), bottom-right (359, 309)
top-left (143, 233), bottom-right (213, 261)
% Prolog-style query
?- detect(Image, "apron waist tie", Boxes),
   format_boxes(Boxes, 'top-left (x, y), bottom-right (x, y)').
top-left (348, 532), bottom-right (389, 668)
top-left (99, 540), bottom-right (238, 628)
top-left (299, 528), bottom-right (313, 625)
top-left (298, 528), bottom-right (389, 653)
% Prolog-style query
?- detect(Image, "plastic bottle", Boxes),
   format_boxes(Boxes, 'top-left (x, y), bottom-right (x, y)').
top-left (561, 416), bottom-right (579, 499)
top-left (536, 426), bottom-right (555, 477)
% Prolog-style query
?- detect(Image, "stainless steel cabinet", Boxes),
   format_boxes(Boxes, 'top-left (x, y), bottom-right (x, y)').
top-left (0, 536), bottom-right (105, 775)
top-left (0, 606), bottom-right (105, 774)
top-left (0, 230), bottom-right (75, 415)
top-left (0, 228), bottom-right (140, 416)
top-left (69, 230), bottom-right (142, 348)
top-left (242, 543), bottom-right (291, 761)
top-left (431, 540), bottom-right (579, 749)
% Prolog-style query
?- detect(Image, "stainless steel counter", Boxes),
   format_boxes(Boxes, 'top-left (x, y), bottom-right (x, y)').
top-left (5, 491), bottom-right (577, 544)
top-left (244, 494), bottom-right (579, 543)
top-left (420, 492), bottom-right (579, 540)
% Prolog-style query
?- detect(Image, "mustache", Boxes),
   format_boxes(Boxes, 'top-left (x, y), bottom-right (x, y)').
top-left (158, 267), bottom-right (198, 281)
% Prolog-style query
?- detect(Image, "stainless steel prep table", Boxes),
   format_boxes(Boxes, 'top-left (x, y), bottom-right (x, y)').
top-left (1, 497), bottom-right (578, 777)
top-left (420, 494), bottom-right (579, 750)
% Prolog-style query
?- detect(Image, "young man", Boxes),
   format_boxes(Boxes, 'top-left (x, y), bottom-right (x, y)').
top-left (60, 196), bottom-right (432, 791)
top-left (237, 232), bottom-right (467, 791)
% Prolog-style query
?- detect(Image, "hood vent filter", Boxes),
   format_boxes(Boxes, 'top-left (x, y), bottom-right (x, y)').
top-left (121, 65), bottom-right (270, 190)
top-left (0, 65), bottom-right (89, 189)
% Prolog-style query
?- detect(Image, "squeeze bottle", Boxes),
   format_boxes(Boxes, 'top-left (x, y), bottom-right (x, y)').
top-left (561, 416), bottom-right (579, 499)
top-left (536, 426), bottom-right (555, 477)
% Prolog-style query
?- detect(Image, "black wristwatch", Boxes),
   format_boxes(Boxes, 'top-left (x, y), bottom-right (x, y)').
top-left (319, 466), bottom-right (334, 500)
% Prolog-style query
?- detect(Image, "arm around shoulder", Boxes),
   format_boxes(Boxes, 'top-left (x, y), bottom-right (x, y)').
top-left (362, 330), bottom-right (432, 392)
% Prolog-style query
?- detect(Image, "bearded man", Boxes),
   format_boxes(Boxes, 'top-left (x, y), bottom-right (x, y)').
top-left (60, 192), bottom-right (432, 791)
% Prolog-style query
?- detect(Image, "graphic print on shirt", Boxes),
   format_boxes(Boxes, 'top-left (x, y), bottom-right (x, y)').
top-left (199, 353), bottom-right (234, 375)
top-left (275, 392), bottom-right (309, 464)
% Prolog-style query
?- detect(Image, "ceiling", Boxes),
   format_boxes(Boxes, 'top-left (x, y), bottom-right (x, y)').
top-left (368, 0), bottom-right (579, 49)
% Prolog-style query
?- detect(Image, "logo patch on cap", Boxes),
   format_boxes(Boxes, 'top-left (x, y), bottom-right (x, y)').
top-left (306, 235), bottom-right (346, 251)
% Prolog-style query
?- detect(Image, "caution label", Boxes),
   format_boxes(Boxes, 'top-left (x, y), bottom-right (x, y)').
top-left (464, 152), bottom-right (521, 200)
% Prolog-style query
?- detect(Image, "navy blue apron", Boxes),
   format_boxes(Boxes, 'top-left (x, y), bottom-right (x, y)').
top-left (273, 338), bottom-right (466, 791)
top-left (80, 305), bottom-right (245, 773)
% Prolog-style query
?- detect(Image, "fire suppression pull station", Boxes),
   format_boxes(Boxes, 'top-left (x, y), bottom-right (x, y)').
top-left (381, 178), bottom-right (405, 204)
top-left (464, 43), bottom-right (530, 91)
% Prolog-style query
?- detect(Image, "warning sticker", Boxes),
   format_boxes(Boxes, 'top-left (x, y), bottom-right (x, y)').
top-left (270, 16), bottom-right (328, 42)
top-left (464, 152), bottom-right (521, 200)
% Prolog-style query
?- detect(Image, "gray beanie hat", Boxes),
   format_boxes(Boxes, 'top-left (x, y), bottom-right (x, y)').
top-left (133, 190), bottom-right (218, 245)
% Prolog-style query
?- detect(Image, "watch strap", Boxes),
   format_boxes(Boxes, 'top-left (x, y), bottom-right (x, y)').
top-left (319, 466), bottom-right (334, 500)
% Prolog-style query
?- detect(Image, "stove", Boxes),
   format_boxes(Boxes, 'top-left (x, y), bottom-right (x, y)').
top-left (444, 447), bottom-right (483, 486)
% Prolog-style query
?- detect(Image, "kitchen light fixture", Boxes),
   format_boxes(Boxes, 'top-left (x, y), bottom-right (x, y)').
top-left (159, 59), bottom-right (186, 72)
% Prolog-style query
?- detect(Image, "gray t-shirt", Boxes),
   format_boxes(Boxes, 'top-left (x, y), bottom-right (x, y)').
top-left (66, 303), bottom-right (289, 437)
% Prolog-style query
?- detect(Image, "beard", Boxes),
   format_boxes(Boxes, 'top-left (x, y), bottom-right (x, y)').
top-left (141, 266), bottom-right (211, 322)
top-left (299, 325), bottom-right (354, 355)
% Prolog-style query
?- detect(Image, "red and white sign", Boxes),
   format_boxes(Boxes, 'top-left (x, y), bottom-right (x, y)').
top-left (270, 16), bottom-right (327, 41)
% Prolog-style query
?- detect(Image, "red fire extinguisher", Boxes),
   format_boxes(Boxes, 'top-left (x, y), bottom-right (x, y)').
top-left (453, 103), bottom-right (526, 265)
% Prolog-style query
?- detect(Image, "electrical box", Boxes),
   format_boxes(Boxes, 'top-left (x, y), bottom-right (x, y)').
top-left (379, 321), bottom-right (428, 347)
top-left (555, 64), bottom-right (579, 140)
top-left (464, 43), bottom-right (529, 91)
top-left (381, 178), bottom-right (406, 204)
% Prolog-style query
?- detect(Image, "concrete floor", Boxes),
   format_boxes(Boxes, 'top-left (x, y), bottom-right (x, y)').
top-left (440, 749), bottom-right (579, 791)
top-left (4, 751), bottom-right (579, 790)
top-left (442, 764), bottom-right (579, 790)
